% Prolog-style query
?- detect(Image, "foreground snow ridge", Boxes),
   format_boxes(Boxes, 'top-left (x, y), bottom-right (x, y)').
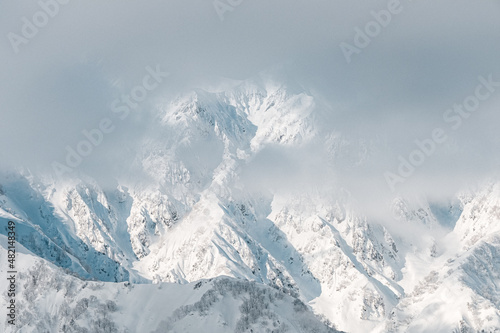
top-left (0, 236), bottom-right (339, 332)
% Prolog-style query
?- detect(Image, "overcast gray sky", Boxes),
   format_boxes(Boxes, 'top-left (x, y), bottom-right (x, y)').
top-left (1, 0), bottom-right (499, 208)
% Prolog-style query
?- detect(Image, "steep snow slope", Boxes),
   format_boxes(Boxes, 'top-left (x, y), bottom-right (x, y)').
top-left (378, 184), bottom-right (500, 332)
top-left (0, 174), bottom-right (133, 282)
top-left (1, 76), bottom-right (500, 332)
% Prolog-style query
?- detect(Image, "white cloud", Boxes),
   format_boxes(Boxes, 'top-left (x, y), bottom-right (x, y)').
top-left (0, 0), bottom-right (499, 207)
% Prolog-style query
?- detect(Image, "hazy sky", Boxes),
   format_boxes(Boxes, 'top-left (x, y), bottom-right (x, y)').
top-left (1, 0), bottom-right (499, 206)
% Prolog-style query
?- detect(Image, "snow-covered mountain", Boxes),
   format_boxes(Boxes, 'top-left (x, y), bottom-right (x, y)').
top-left (1, 76), bottom-right (500, 332)
top-left (0, 234), bottom-right (338, 333)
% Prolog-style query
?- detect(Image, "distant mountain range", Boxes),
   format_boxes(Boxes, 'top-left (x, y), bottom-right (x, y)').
top-left (2, 76), bottom-right (499, 332)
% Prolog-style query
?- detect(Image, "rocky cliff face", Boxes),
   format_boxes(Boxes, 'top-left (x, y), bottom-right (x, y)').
top-left (1, 76), bottom-right (499, 332)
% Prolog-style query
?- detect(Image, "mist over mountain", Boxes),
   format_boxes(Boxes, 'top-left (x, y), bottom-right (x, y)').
top-left (1, 0), bottom-right (500, 332)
